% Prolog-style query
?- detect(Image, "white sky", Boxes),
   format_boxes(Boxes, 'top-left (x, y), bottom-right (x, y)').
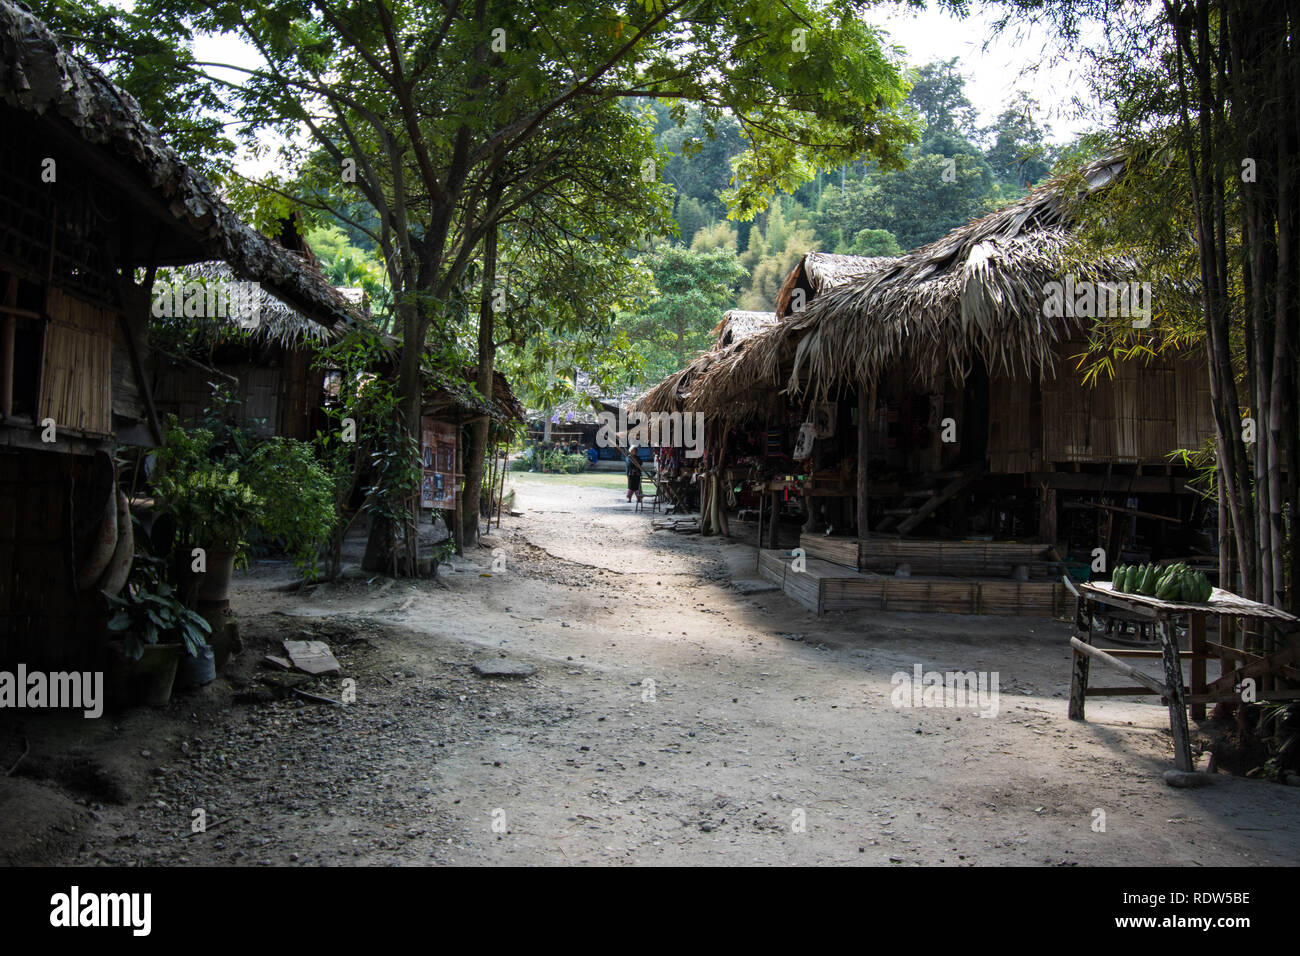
top-left (865, 1), bottom-right (1101, 145)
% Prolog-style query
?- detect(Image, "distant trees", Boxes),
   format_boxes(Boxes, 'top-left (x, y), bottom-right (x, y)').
top-left (646, 59), bottom-right (1058, 319)
top-left (617, 245), bottom-right (747, 382)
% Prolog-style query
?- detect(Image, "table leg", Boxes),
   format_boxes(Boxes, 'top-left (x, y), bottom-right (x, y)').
top-left (1069, 594), bottom-right (1091, 721)
top-left (1158, 617), bottom-right (1194, 771)
top-left (1189, 611), bottom-right (1207, 720)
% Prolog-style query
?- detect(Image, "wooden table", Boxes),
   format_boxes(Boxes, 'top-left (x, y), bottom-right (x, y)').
top-left (1069, 581), bottom-right (1298, 771)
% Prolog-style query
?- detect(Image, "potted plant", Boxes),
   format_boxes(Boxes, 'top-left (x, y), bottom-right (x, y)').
top-left (156, 465), bottom-right (263, 603)
top-left (103, 580), bottom-right (212, 704)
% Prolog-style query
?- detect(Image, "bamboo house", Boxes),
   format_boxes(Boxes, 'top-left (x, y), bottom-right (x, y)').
top-left (0, 2), bottom-right (358, 660)
top-left (640, 158), bottom-right (1216, 616)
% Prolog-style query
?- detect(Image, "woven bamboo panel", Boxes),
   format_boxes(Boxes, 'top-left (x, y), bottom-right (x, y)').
top-left (855, 536), bottom-right (1052, 577)
top-left (799, 534), bottom-right (858, 569)
top-left (38, 288), bottom-right (113, 435)
top-left (1174, 353), bottom-right (1215, 449)
top-left (760, 549), bottom-right (1067, 618)
top-left (1042, 339), bottom-right (1186, 464)
top-left (987, 372), bottom-right (1034, 473)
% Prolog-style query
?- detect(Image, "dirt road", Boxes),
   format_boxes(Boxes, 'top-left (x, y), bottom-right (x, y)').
top-left (5, 473), bottom-right (1298, 866)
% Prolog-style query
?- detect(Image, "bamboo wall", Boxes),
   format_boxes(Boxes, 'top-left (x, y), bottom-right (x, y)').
top-left (987, 373), bottom-right (1037, 473)
top-left (987, 342), bottom-right (1214, 472)
top-left (0, 450), bottom-right (98, 661)
top-left (38, 288), bottom-right (114, 435)
top-left (151, 347), bottom-right (323, 441)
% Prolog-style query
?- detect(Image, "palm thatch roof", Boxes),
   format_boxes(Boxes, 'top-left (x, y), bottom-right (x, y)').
top-left (774, 253), bottom-right (897, 319)
top-left (0, 1), bottom-right (359, 329)
top-left (634, 311), bottom-right (776, 416)
top-left (712, 309), bottom-right (778, 347)
top-left (704, 157), bottom-right (1133, 411)
top-left (423, 365), bottom-right (525, 423)
top-left (180, 261), bottom-right (343, 348)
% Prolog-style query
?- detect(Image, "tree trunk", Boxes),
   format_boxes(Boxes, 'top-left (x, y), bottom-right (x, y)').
top-left (461, 216), bottom-right (499, 549)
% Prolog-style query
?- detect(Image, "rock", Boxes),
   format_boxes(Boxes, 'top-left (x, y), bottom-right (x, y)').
top-left (472, 659), bottom-right (535, 678)
top-left (1163, 769), bottom-right (1214, 788)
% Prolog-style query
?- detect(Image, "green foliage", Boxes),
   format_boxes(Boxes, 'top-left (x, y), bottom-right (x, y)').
top-left (155, 466), bottom-right (263, 554)
top-left (105, 580), bottom-right (211, 660)
top-left (528, 449), bottom-right (591, 474)
top-left (616, 244), bottom-right (747, 380)
top-left (739, 197), bottom-right (818, 309)
top-left (846, 228), bottom-right (902, 258)
top-left (242, 438), bottom-right (337, 577)
top-left (690, 221), bottom-right (740, 255)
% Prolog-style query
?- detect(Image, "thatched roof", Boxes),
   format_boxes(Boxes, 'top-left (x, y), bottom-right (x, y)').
top-left (635, 311), bottom-right (776, 416)
top-left (423, 366), bottom-right (525, 424)
top-left (774, 253), bottom-right (897, 319)
top-left (712, 309), bottom-right (778, 347)
top-left (0, 1), bottom-right (359, 329)
top-left (180, 261), bottom-right (338, 348)
top-left (700, 157), bottom-right (1134, 411)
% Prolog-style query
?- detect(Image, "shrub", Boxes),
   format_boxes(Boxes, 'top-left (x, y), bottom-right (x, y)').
top-left (242, 438), bottom-right (337, 577)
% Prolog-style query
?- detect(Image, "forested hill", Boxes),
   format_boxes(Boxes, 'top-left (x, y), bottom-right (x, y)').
top-left (616, 59), bottom-right (1064, 382)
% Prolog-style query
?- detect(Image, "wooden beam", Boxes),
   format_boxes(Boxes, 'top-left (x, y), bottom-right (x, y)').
top-left (857, 387), bottom-right (870, 545)
top-left (1029, 472), bottom-right (1188, 494)
top-left (1, 275), bottom-right (15, 417)
top-left (1085, 686), bottom-right (1163, 696)
top-left (1062, 500), bottom-right (1182, 523)
top-left (1070, 636), bottom-right (1169, 696)
top-left (1190, 612), bottom-right (1207, 719)
top-left (1158, 620), bottom-right (1194, 771)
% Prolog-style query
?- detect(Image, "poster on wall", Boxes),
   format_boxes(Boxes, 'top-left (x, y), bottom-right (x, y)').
top-left (420, 418), bottom-right (457, 509)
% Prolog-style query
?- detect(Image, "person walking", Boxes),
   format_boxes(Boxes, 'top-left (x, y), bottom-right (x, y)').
top-left (625, 444), bottom-right (644, 503)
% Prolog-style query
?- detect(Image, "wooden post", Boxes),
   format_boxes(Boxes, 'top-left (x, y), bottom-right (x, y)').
top-left (856, 386), bottom-right (871, 570)
top-left (755, 490), bottom-right (764, 570)
top-left (1, 275), bottom-right (16, 417)
top-left (766, 490), bottom-right (780, 549)
top-left (1038, 484), bottom-right (1057, 545)
top-left (1069, 594), bottom-right (1092, 720)
top-left (495, 444), bottom-right (508, 529)
top-left (453, 425), bottom-right (463, 556)
top-left (1158, 617), bottom-right (1194, 771)
top-left (1189, 611), bottom-right (1207, 720)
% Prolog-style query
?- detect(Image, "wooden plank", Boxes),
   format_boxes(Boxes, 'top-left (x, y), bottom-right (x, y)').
top-left (896, 470), bottom-right (980, 535)
top-left (1081, 581), bottom-right (1297, 622)
top-left (1069, 636), bottom-right (1168, 696)
top-left (1086, 686), bottom-right (1163, 696)
top-left (282, 640), bottom-right (341, 676)
top-left (1069, 595), bottom-right (1091, 719)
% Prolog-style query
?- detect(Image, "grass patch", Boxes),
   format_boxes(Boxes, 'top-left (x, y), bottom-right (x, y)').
top-left (508, 470), bottom-right (630, 489)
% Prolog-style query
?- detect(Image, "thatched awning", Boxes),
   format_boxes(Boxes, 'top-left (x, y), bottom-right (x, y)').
top-left (712, 309), bottom-right (778, 348)
top-left (0, 1), bottom-right (360, 330)
top-left (423, 366), bottom-right (525, 424)
top-left (774, 253), bottom-right (897, 319)
top-left (699, 157), bottom-right (1138, 408)
top-left (635, 310), bottom-right (776, 416)
top-left (786, 158), bottom-right (1130, 397)
top-left (179, 261), bottom-right (339, 348)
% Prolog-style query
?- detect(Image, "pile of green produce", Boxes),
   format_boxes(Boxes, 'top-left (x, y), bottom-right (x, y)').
top-left (1110, 562), bottom-right (1214, 602)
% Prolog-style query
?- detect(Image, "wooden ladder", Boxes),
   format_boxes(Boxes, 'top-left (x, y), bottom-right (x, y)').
top-left (876, 468), bottom-right (982, 535)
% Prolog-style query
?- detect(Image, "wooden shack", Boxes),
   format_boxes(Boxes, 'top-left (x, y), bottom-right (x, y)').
top-left (639, 158), bottom-right (1217, 616)
top-left (0, 2), bottom-right (356, 660)
top-left (150, 258), bottom-right (363, 441)
top-left (420, 363), bottom-right (524, 552)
